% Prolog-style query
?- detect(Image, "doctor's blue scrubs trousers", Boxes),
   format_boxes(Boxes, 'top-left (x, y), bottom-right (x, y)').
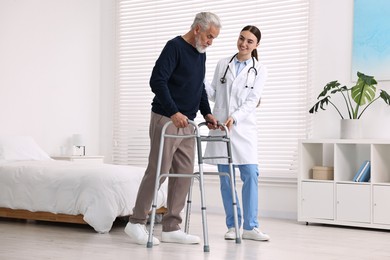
top-left (218, 164), bottom-right (259, 231)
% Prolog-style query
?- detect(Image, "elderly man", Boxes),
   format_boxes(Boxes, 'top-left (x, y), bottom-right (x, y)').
top-left (124, 12), bottom-right (221, 245)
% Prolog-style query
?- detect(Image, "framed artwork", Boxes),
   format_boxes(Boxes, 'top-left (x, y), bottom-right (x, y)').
top-left (351, 0), bottom-right (390, 81)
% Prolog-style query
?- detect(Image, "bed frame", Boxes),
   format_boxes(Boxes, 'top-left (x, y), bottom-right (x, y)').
top-left (0, 207), bottom-right (168, 225)
top-left (0, 207), bottom-right (87, 224)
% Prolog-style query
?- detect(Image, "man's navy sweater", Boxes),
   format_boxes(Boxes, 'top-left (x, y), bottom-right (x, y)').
top-left (150, 36), bottom-right (211, 120)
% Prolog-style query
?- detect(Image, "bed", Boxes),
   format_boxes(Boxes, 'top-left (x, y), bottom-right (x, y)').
top-left (0, 136), bottom-right (167, 233)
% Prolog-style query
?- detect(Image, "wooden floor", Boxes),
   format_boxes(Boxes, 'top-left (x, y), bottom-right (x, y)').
top-left (1, 212), bottom-right (390, 260)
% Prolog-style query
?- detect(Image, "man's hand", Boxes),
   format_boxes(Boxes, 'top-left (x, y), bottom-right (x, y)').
top-left (171, 112), bottom-right (189, 128)
top-left (204, 114), bottom-right (218, 130)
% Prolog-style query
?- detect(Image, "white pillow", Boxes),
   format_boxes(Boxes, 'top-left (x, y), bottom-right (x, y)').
top-left (0, 136), bottom-right (51, 161)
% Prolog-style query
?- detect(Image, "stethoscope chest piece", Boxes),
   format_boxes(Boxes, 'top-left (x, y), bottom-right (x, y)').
top-left (245, 67), bottom-right (257, 89)
top-left (220, 54), bottom-right (236, 84)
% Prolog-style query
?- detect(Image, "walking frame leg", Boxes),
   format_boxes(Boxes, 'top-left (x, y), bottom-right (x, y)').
top-left (184, 177), bottom-right (194, 233)
top-left (197, 165), bottom-right (210, 252)
top-left (228, 162), bottom-right (241, 244)
top-left (147, 122), bottom-right (167, 248)
top-left (195, 131), bottom-right (210, 252)
top-left (146, 174), bottom-right (161, 248)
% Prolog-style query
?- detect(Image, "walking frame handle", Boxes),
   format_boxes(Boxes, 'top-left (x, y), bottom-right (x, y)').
top-left (160, 120), bottom-right (229, 140)
top-left (198, 121), bottom-right (231, 143)
top-left (161, 120), bottom-right (200, 139)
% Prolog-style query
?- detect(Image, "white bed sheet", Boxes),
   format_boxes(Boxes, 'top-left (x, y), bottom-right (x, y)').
top-left (0, 160), bottom-right (167, 233)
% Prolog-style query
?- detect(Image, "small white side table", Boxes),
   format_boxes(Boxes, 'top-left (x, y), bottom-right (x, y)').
top-left (51, 155), bottom-right (104, 163)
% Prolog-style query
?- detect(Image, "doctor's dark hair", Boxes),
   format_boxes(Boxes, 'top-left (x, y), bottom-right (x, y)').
top-left (191, 12), bottom-right (221, 31)
top-left (241, 25), bottom-right (261, 61)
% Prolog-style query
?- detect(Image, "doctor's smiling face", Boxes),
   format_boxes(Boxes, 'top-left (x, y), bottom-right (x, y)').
top-left (237, 27), bottom-right (260, 60)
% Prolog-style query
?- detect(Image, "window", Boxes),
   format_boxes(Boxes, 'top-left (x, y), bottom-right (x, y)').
top-left (114, 0), bottom-right (310, 178)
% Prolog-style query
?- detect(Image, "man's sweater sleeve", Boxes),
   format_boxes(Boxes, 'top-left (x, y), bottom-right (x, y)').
top-left (199, 83), bottom-right (212, 117)
top-left (149, 42), bottom-right (179, 117)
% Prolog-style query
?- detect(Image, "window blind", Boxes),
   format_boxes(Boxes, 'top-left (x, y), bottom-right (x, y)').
top-left (114, 0), bottom-right (310, 177)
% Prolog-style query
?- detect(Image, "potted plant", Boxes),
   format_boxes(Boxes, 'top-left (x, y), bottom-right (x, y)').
top-left (309, 71), bottom-right (390, 138)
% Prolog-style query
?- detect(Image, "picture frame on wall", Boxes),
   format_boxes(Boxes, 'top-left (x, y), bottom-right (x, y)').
top-left (351, 0), bottom-right (390, 81)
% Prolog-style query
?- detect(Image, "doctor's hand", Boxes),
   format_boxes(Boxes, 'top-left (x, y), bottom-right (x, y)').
top-left (224, 117), bottom-right (234, 131)
top-left (171, 112), bottom-right (189, 128)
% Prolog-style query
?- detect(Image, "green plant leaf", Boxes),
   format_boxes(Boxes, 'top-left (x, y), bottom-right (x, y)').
top-left (318, 81), bottom-right (340, 98)
top-left (309, 96), bottom-right (330, 113)
top-left (331, 85), bottom-right (348, 94)
top-left (380, 90), bottom-right (390, 105)
top-left (351, 72), bottom-right (376, 105)
top-left (357, 71), bottom-right (377, 85)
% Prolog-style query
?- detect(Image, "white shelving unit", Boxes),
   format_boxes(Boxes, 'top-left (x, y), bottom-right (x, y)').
top-left (298, 139), bottom-right (390, 230)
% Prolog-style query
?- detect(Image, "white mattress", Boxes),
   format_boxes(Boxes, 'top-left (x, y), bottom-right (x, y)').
top-left (0, 160), bottom-right (167, 233)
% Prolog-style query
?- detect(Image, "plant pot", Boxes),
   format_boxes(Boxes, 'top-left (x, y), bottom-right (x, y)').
top-left (340, 119), bottom-right (362, 139)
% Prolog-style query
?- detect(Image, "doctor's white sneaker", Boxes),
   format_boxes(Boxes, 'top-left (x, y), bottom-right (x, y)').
top-left (161, 230), bottom-right (201, 244)
top-left (124, 222), bottom-right (160, 245)
top-left (242, 227), bottom-right (270, 241)
top-left (224, 228), bottom-right (238, 240)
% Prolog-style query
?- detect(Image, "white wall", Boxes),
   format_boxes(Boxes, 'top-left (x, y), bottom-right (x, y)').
top-left (99, 0), bottom-right (115, 162)
top-left (0, 0), bottom-right (102, 156)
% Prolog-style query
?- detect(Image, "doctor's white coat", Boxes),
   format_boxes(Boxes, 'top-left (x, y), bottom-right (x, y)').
top-left (204, 56), bottom-right (267, 165)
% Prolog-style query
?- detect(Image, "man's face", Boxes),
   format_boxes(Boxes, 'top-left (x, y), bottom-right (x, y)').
top-left (195, 25), bottom-right (220, 53)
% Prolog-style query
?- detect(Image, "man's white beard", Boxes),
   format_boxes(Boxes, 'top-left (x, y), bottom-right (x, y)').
top-left (195, 36), bottom-right (207, 53)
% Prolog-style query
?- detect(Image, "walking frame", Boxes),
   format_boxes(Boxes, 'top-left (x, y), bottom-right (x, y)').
top-left (147, 120), bottom-right (241, 252)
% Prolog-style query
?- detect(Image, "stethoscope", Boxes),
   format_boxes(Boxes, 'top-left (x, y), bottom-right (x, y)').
top-left (220, 53), bottom-right (257, 89)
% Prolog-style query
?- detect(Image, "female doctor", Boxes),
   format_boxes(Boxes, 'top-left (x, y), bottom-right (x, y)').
top-left (204, 25), bottom-right (269, 241)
